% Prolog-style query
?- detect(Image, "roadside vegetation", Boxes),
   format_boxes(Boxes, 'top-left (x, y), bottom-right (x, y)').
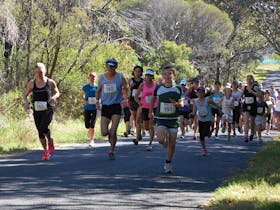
top-left (206, 136), bottom-right (280, 210)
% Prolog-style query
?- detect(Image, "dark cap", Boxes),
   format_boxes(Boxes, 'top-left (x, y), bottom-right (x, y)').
top-left (197, 86), bottom-right (205, 92)
top-left (214, 80), bottom-right (221, 86)
top-left (105, 58), bottom-right (118, 67)
top-left (192, 77), bottom-right (199, 83)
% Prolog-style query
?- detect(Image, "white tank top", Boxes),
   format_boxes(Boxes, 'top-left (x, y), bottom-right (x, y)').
top-left (275, 98), bottom-right (280, 112)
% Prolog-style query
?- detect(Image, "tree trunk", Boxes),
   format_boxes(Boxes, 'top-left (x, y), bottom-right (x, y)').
top-left (26, 0), bottom-right (33, 80)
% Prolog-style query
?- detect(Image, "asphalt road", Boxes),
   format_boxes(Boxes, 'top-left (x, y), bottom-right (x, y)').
top-left (0, 130), bottom-right (276, 210)
top-left (261, 70), bottom-right (280, 90)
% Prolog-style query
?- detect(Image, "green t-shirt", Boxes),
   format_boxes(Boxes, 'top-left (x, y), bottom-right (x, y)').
top-left (154, 84), bottom-right (183, 120)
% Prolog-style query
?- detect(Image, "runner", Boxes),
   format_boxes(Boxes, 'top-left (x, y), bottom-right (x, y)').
top-left (264, 90), bottom-right (275, 135)
top-left (273, 90), bottom-right (280, 130)
top-left (149, 66), bottom-right (183, 173)
top-left (188, 77), bottom-right (200, 140)
top-left (242, 75), bottom-right (260, 142)
top-left (178, 79), bottom-right (191, 138)
top-left (191, 86), bottom-right (213, 156)
top-left (95, 58), bottom-right (129, 159)
top-left (121, 87), bottom-right (131, 137)
top-left (128, 66), bottom-right (143, 136)
top-left (80, 72), bottom-right (98, 147)
top-left (210, 81), bottom-right (223, 139)
top-left (255, 92), bottom-right (268, 143)
top-left (231, 81), bottom-right (243, 136)
top-left (221, 85), bottom-right (234, 140)
top-left (134, 69), bottom-right (158, 151)
top-left (24, 62), bottom-right (60, 160)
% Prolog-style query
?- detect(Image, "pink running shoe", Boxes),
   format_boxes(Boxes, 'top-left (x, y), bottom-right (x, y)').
top-left (42, 150), bottom-right (50, 160)
top-left (48, 141), bottom-right (55, 155)
top-left (202, 149), bottom-right (208, 156)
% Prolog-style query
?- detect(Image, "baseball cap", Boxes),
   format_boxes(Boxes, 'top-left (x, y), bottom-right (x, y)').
top-left (105, 58), bottom-right (118, 67)
top-left (180, 79), bottom-right (186, 86)
top-left (145, 69), bottom-right (154, 76)
top-left (197, 86), bottom-right (205, 92)
top-left (192, 77), bottom-right (199, 83)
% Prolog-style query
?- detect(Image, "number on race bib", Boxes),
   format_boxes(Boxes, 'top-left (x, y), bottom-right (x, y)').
top-left (104, 83), bottom-right (117, 94)
top-left (132, 89), bottom-right (137, 97)
top-left (160, 102), bottom-right (176, 114)
top-left (34, 101), bottom-right (48, 111)
top-left (234, 101), bottom-right (239, 107)
top-left (245, 97), bottom-right (254, 104)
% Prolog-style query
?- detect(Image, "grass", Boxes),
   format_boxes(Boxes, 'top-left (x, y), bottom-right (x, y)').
top-left (0, 114), bottom-right (127, 154)
top-left (206, 136), bottom-right (280, 210)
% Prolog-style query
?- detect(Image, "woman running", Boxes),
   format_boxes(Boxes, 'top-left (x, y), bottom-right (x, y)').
top-left (264, 91), bottom-right (275, 135)
top-left (134, 69), bottom-right (158, 151)
top-left (80, 72), bottom-right (98, 147)
top-left (24, 63), bottom-right (60, 160)
top-left (231, 81), bottom-right (243, 136)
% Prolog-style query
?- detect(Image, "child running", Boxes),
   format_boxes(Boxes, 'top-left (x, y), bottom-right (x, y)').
top-left (255, 92), bottom-right (268, 143)
top-left (221, 85), bottom-right (234, 140)
top-left (191, 86), bottom-right (213, 156)
top-left (149, 66), bottom-right (183, 173)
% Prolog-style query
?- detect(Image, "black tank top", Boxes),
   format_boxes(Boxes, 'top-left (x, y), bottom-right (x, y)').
top-left (243, 86), bottom-right (256, 103)
top-left (32, 79), bottom-right (52, 105)
top-left (130, 77), bottom-right (143, 100)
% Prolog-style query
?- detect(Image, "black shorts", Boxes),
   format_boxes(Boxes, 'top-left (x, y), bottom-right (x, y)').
top-left (129, 100), bottom-right (139, 111)
top-left (84, 110), bottom-right (97, 128)
top-left (178, 110), bottom-right (190, 119)
top-left (211, 108), bottom-right (222, 118)
top-left (101, 104), bottom-right (122, 119)
top-left (33, 108), bottom-right (53, 139)
top-left (123, 107), bottom-right (131, 122)
top-left (243, 104), bottom-right (257, 117)
top-left (266, 113), bottom-right (271, 123)
top-left (142, 108), bottom-right (156, 121)
top-left (233, 107), bottom-right (241, 124)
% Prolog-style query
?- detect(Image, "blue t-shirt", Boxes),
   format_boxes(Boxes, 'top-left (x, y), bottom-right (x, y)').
top-left (82, 83), bottom-right (98, 110)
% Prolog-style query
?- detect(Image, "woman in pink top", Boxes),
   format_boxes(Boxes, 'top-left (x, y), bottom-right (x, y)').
top-left (134, 69), bottom-right (158, 151)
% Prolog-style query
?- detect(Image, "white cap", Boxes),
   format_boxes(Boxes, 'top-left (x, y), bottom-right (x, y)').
top-left (180, 79), bottom-right (186, 86)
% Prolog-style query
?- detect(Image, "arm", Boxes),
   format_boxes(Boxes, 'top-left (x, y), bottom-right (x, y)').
top-left (23, 80), bottom-right (34, 111)
top-left (95, 77), bottom-right (102, 110)
top-left (121, 74), bottom-right (129, 98)
top-left (80, 90), bottom-right (88, 105)
top-left (148, 95), bottom-right (157, 119)
top-left (49, 79), bottom-right (60, 102)
top-left (134, 83), bottom-right (143, 105)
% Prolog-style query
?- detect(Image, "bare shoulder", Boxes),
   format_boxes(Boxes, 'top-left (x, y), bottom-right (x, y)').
top-left (48, 78), bottom-right (58, 86)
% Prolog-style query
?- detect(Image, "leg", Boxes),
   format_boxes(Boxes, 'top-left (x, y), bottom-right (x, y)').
top-left (109, 114), bottom-right (121, 152)
top-left (135, 108), bottom-right (142, 141)
top-left (148, 118), bottom-right (155, 146)
top-left (166, 128), bottom-right (178, 161)
top-left (156, 126), bottom-right (168, 146)
top-left (179, 115), bottom-right (185, 136)
top-left (243, 111), bottom-right (250, 140)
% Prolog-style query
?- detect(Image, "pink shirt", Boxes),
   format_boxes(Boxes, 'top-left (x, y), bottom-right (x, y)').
top-left (141, 81), bottom-right (158, 109)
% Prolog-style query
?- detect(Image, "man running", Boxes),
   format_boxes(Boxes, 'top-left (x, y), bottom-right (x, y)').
top-left (95, 58), bottom-right (129, 159)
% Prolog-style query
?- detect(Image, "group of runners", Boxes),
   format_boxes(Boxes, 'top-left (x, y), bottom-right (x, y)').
top-left (24, 59), bottom-right (280, 174)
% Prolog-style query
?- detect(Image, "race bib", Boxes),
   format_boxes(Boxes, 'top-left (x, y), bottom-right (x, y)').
top-left (198, 108), bottom-right (208, 117)
top-left (257, 107), bottom-right (264, 114)
top-left (132, 89), bottom-right (137, 97)
top-left (234, 101), bottom-right (239, 107)
top-left (104, 83), bottom-right (117, 94)
top-left (184, 100), bottom-right (189, 106)
top-left (266, 101), bottom-right (272, 107)
top-left (34, 101), bottom-right (48, 111)
top-left (275, 103), bottom-right (280, 112)
top-left (160, 102), bottom-right (176, 114)
top-left (88, 97), bottom-right (96, 105)
top-left (145, 95), bottom-right (153, 104)
top-left (245, 97), bottom-right (254, 104)
top-left (213, 96), bottom-right (221, 104)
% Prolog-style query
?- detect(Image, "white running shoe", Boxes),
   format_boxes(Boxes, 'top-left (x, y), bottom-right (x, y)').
top-left (164, 162), bottom-right (173, 174)
top-left (146, 145), bottom-right (152, 151)
top-left (89, 140), bottom-right (95, 147)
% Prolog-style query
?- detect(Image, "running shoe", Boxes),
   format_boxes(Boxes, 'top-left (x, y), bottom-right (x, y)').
top-left (42, 150), bottom-right (50, 161)
top-left (164, 163), bottom-right (173, 174)
top-left (193, 135), bottom-right (197, 140)
top-left (233, 131), bottom-right (236, 136)
top-left (202, 149), bottom-right (208, 156)
top-left (244, 137), bottom-right (249, 143)
top-left (180, 135), bottom-right (184, 139)
top-left (146, 144), bottom-right (152, 151)
top-left (249, 134), bottom-right (254, 141)
top-left (221, 127), bottom-right (226, 133)
top-left (89, 140), bottom-right (95, 147)
top-left (133, 139), bottom-right (139, 145)
top-left (108, 151), bottom-right (115, 160)
top-left (48, 141), bottom-right (55, 155)
top-left (123, 132), bottom-right (128, 137)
